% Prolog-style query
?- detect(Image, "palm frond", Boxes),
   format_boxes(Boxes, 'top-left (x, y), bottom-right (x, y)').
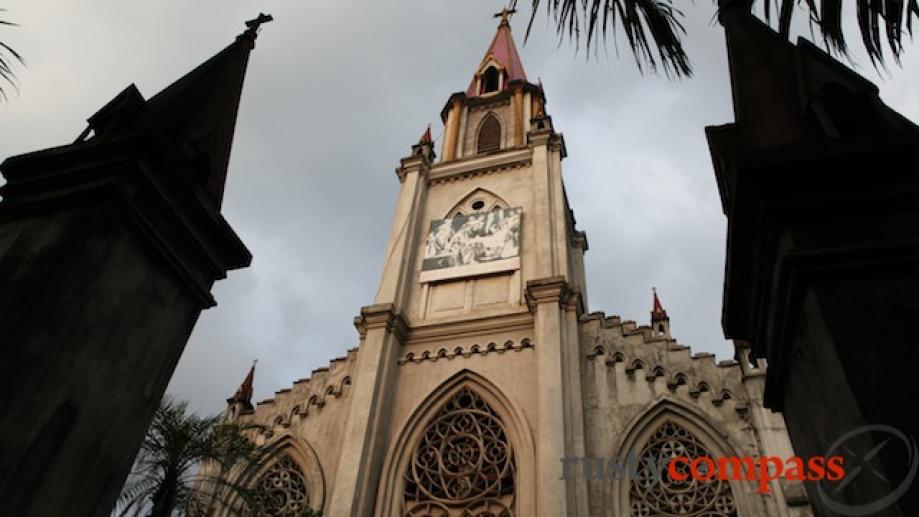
top-left (757, 1), bottom-right (919, 65)
top-left (516, 0), bottom-right (693, 77)
top-left (118, 397), bottom-right (281, 517)
top-left (521, 0), bottom-right (919, 76)
top-left (0, 9), bottom-right (24, 102)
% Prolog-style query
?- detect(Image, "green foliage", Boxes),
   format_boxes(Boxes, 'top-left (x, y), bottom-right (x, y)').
top-left (515, 0), bottom-right (919, 78)
top-left (115, 398), bottom-right (319, 517)
top-left (0, 8), bottom-right (25, 102)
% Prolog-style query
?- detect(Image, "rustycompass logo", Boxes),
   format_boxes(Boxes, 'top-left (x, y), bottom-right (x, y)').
top-left (817, 425), bottom-right (919, 516)
top-left (561, 424), bottom-right (917, 514)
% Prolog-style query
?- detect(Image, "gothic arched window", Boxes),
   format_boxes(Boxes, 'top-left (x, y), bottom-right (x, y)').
top-left (629, 420), bottom-right (737, 517)
top-left (402, 388), bottom-right (516, 516)
top-left (481, 66), bottom-right (500, 94)
top-left (249, 455), bottom-right (310, 517)
top-left (477, 115), bottom-right (501, 154)
top-left (447, 188), bottom-right (509, 218)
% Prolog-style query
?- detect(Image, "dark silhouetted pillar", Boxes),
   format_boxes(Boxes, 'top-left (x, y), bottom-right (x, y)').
top-left (0, 18), bottom-right (269, 516)
top-left (708, 2), bottom-right (919, 515)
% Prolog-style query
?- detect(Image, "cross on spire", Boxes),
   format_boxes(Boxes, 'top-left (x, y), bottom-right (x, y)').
top-left (494, 7), bottom-right (517, 26)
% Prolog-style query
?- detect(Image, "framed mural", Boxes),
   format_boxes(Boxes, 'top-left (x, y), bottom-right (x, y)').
top-left (419, 207), bottom-right (522, 283)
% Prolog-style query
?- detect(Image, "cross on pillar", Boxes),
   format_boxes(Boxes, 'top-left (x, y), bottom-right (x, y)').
top-left (244, 12), bottom-right (274, 37)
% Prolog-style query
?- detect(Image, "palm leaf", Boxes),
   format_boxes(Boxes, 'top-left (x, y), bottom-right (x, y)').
top-left (519, 0), bottom-right (919, 76)
top-left (514, 0), bottom-right (693, 77)
top-left (117, 397), bottom-right (273, 517)
top-left (0, 8), bottom-right (24, 101)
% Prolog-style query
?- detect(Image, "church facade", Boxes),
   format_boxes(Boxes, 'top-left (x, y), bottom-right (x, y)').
top-left (220, 15), bottom-right (812, 517)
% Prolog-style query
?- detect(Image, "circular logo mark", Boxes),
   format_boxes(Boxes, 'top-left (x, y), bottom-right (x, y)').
top-left (817, 424), bottom-right (918, 516)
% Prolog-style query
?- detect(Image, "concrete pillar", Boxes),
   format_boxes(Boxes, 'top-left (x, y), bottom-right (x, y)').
top-left (528, 121), bottom-right (557, 278)
top-left (326, 304), bottom-right (405, 517)
top-left (526, 277), bottom-right (579, 516)
top-left (374, 146), bottom-right (431, 309)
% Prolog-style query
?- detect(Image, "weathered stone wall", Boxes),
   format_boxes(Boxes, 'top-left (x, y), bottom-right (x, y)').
top-left (235, 347), bottom-right (360, 508)
top-left (578, 312), bottom-right (810, 517)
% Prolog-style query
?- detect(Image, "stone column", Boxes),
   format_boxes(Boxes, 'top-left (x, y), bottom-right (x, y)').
top-left (526, 277), bottom-right (582, 516)
top-left (528, 114), bottom-right (567, 279)
top-left (374, 143), bottom-right (431, 309)
top-left (326, 304), bottom-right (405, 517)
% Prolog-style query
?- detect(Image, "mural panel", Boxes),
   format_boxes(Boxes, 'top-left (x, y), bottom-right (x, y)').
top-left (420, 207), bottom-right (522, 283)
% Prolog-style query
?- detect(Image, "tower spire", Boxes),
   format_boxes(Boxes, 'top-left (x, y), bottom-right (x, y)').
top-left (82, 14), bottom-right (272, 206)
top-left (466, 9), bottom-right (528, 96)
top-left (651, 287), bottom-right (671, 339)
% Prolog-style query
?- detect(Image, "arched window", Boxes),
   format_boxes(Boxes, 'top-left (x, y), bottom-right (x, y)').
top-left (248, 455), bottom-right (310, 516)
top-left (447, 188), bottom-right (509, 218)
top-left (481, 66), bottom-right (500, 93)
top-left (477, 114), bottom-right (501, 154)
top-left (629, 420), bottom-right (737, 516)
top-left (402, 387), bottom-right (516, 516)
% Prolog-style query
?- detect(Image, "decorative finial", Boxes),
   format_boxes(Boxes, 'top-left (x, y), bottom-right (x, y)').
top-left (244, 13), bottom-right (274, 38)
top-left (228, 359), bottom-right (257, 407)
top-left (494, 7), bottom-right (517, 26)
top-left (651, 287), bottom-right (667, 318)
top-left (650, 287), bottom-right (670, 336)
top-left (420, 124), bottom-right (432, 144)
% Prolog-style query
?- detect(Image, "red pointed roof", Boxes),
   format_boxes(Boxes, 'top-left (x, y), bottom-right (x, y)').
top-left (466, 15), bottom-right (528, 96)
top-left (228, 360), bottom-right (256, 407)
top-left (420, 124), bottom-right (432, 144)
top-left (651, 287), bottom-right (669, 321)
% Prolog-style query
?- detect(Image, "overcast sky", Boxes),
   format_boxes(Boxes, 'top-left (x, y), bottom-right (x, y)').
top-left (1, 1), bottom-right (916, 415)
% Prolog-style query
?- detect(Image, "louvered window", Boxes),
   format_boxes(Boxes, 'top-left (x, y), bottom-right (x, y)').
top-left (477, 115), bottom-right (501, 154)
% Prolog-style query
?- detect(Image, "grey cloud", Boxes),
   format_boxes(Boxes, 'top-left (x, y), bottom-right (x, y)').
top-left (1, 0), bottom-right (916, 415)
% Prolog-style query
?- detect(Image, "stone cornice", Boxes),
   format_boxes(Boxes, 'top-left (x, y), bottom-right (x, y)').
top-left (0, 134), bottom-right (251, 308)
top-left (569, 229), bottom-right (589, 251)
top-left (565, 289), bottom-right (585, 315)
top-left (428, 148), bottom-right (530, 185)
top-left (524, 276), bottom-right (571, 312)
top-left (398, 338), bottom-right (534, 365)
top-left (403, 309), bottom-right (534, 345)
top-left (353, 303), bottom-right (408, 341)
top-left (395, 153), bottom-right (432, 183)
top-left (528, 131), bottom-right (552, 147)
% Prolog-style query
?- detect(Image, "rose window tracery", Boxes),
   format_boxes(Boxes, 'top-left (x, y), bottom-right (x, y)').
top-left (249, 455), bottom-right (310, 517)
top-left (403, 388), bottom-right (516, 516)
top-left (629, 420), bottom-right (738, 517)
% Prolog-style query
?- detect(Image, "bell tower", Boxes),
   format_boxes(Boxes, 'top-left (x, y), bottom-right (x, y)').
top-left (327, 12), bottom-right (590, 516)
